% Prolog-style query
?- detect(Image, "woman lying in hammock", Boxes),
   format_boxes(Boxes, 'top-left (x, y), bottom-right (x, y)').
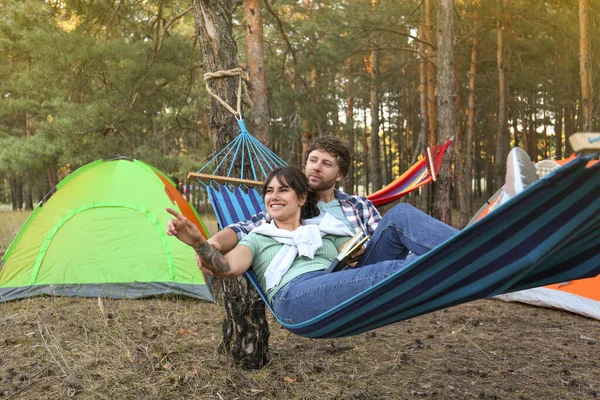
top-left (166, 166), bottom-right (455, 325)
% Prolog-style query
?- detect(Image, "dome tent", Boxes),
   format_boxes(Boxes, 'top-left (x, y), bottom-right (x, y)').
top-left (0, 158), bottom-right (213, 303)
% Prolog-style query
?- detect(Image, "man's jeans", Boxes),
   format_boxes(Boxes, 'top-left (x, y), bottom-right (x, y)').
top-left (271, 203), bottom-right (459, 325)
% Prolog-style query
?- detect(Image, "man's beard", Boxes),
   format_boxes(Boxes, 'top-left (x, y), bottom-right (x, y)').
top-left (308, 177), bottom-right (337, 193)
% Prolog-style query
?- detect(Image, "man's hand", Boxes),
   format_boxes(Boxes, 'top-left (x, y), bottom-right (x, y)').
top-left (166, 207), bottom-right (204, 248)
top-left (196, 239), bottom-right (221, 276)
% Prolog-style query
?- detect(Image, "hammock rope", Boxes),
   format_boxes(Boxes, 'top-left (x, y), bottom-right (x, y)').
top-left (203, 68), bottom-right (252, 119)
top-left (192, 67), bottom-right (287, 186)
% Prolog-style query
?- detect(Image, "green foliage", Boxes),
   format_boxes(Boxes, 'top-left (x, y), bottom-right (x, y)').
top-left (1, 0), bottom-right (598, 200)
top-left (0, 0), bottom-right (211, 187)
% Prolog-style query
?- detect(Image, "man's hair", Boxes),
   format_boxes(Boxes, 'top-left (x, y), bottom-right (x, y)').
top-left (303, 136), bottom-right (351, 178)
top-left (262, 166), bottom-right (320, 220)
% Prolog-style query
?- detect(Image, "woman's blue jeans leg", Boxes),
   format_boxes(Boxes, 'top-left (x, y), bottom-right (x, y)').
top-left (357, 203), bottom-right (458, 267)
top-left (271, 204), bottom-right (459, 325)
top-left (272, 262), bottom-right (409, 324)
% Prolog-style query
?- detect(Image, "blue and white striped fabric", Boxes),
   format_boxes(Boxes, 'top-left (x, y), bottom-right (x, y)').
top-left (207, 185), bottom-right (264, 228)
top-left (211, 156), bottom-right (600, 339)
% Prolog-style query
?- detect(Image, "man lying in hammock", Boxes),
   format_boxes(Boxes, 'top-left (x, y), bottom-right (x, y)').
top-left (166, 166), bottom-right (456, 324)
top-left (200, 135), bottom-right (458, 276)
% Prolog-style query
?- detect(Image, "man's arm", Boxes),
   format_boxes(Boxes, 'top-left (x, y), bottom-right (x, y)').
top-left (362, 198), bottom-right (382, 236)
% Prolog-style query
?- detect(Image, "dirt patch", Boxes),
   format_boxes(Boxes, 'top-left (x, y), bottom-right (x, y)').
top-left (1, 287), bottom-right (598, 399)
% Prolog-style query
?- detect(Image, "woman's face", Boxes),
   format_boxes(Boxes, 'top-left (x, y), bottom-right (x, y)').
top-left (264, 176), bottom-right (307, 222)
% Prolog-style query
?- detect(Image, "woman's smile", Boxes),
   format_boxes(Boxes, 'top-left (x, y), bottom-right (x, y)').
top-left (264, 176), bottom-right (306, 228)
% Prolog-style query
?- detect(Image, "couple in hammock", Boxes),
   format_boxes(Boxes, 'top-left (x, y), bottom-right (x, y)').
top-left (166, 136), bottom-right (534, 324)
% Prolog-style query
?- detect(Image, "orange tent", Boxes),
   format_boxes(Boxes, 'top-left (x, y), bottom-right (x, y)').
top-left (497, 278), bottom-right (600, 320)
top-left (480, 154), bottom-right (599, 320)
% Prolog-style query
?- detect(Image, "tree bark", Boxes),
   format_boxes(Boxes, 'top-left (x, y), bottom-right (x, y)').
top-left (529, 94), bottom-right (538, 161)
top-left (579, 0), bottom-right (592, 132)
top-left (425, 0), bottom-right (437, 148)
top-left (565, 105), bottom-right (574, 154)
top-left (344, 60), bottom-right (356, 193)
top-left (244, 0), bottom-right (271, 146)
top-left (464, 7), bottom-right (479, 226)
top-left (192, 0), bottom-right (269, 370)
top-left (432, 0), bottom-right (455, 226)
top-left (413, 14), bottom-right (429, 165)
top-left (494, 0), bottom-right (509, 191)
top-left (369, 0), bottom-right (382, 191)
top-left (555, 107), bottom-right (563, 159)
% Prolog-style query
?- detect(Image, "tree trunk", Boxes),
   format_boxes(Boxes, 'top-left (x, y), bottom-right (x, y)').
top-left (344, 60), bottom-right (355, 193)
top-left (363, 109), bottom-right (370, 194)
top-left (369, 0), bottom-right (382, 192)
top-left (9, 177), bottom-right (23, 211)
top-left (244, 0), bottom-right (271, 146)
top-left (432, 0), bottom-right (455, 226)
top-left (579, 0), bottom-right (592, 132)
top-left (529, 95), bottom-right (538, 161)
top-left (192, 0), bottom-right (269, 370)
top-left (494, 0), bottom-right (509, 191)
top-left (23, 178), bottom-right (33, 210)
top-left (464, 8), bottom-right (479, 225)
top-left (556, 107), bottom-right (563, 159)
top-left (425, 0), bottom-right (437, 148)
top-left (565, 105), bottom-right (574, 154)
top-left (512, 107), bottom-right (520, 148)
top-left (413, 14), bottom-right (429, 165)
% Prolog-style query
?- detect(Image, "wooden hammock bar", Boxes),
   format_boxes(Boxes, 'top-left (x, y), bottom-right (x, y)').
top-left (187, 172), bottom-right (263, 188)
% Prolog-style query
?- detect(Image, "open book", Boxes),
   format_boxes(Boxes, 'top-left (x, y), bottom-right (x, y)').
top-left (325, 230), bottom-right (370, 273)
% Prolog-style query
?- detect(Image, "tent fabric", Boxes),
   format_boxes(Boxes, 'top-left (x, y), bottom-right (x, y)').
top-left (206, 156), bottom-right (599, 338)
top-left (496, 281), bottom-right (600, 320)
top-left (0, 158), bottom-right (214, 303)
top-left (470, 156), bottom-right (600, 320)
top-left (366, 139), bottom-right (453, 207)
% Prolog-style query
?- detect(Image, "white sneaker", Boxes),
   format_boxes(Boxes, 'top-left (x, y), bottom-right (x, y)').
top-left (467, 148), bottom-right (539, 227)
top-left (504, 147), bottom-right (539, 197)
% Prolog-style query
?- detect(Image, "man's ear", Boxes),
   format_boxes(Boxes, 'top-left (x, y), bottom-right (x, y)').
top-left (336, 172), bottom-right (345, 182)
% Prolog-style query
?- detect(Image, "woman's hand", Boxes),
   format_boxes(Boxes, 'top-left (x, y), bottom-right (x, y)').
top-left (166, 207), bottom-right (205, 248)
top-left (338, 239), bottom-right (366, 268)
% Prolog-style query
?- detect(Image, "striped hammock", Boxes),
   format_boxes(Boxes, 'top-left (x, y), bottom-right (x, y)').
top-left (367, 139), bottom-right (453, 207)
top-left (192, 140), bottom-right (600, 338)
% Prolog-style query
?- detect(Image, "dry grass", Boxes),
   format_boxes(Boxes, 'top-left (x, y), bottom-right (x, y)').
top-left (0, 210), bottom-right (32, 257)
top-left (1, 210), bottom-right (599, 399)
top-left (1, 295), bottom-right (599, 399)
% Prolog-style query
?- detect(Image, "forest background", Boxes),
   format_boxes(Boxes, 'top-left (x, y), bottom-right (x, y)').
top-left (0, 0), bottom-right (598, 228)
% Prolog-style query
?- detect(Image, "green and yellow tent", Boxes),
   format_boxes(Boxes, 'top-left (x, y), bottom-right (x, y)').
top-left (0, 158), bottom-right (214, 302)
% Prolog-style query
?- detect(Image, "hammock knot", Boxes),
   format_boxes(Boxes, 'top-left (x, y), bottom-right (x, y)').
top-left (203, 67), bottom-right (253, 118)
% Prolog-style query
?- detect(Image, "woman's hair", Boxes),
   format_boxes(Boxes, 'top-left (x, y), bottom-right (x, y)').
top-left (262, 166), bottom-right (320, 220)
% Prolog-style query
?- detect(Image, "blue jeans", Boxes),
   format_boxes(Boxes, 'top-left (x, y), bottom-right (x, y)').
top-left (271, 204), bottom-right (459, 324)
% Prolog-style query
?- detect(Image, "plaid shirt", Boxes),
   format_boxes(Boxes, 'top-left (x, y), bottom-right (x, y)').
top-left (228, 189), bottom-right (381, 240)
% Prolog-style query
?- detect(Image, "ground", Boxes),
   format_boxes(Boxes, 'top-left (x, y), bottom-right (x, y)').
top-left (1, 210), bottom-right (599, 399)
top-left (0, 284), bottom-right (598, 399)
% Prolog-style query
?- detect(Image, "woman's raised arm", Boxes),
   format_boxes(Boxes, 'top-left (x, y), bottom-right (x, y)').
top-left (166, 208), bottom-right (252, 278)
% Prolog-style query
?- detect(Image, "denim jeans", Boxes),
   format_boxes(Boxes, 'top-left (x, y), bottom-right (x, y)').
top-left (271, 204), bottom-right (459, 324)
